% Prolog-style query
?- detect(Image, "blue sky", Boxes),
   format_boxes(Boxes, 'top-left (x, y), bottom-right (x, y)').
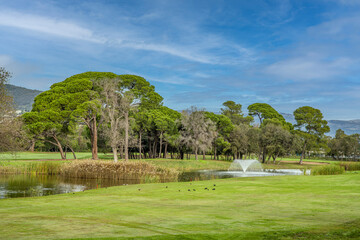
top-left (0, 0), bottom-right (360, 120)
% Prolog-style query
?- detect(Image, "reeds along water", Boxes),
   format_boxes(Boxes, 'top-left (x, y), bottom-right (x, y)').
top-left (311, 165), bottom-right (345, 175)
top-left (0, 161), bottom-right (62, 175)
top-left (0, 160), bottom-right (179, 181)
top-left (338, 162), bottom-right (360, 171)
top-left (60, 160), bottom-right (179, 180)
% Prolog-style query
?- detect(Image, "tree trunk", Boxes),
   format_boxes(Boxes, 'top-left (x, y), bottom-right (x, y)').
top-left (120, 144), bottom-right (124, 159)
top-left (261, 147), bottom-right (266, 163)
top-left (66, 144), bottom-right (77, 159)
top-left (195, 146), bottom-right (198, 160)
top-left (112, 147), bottom-right (118, 162)
top-left (266, 154), bottom-right (271, 163)
top-left (203, 151), bottom-right (206, 160)
top-left (159, 132), bottom-right (163, 158)
top-left (214, 143), bottom-right (217, 161)
top-left (139, 131), bottom-right (142, 160)
top-left (29, 139), bottom-right (36, 152)
top-left (91, 115), bottom-right (98, 160)
top-left (124, 111), bottom-right (129, 161)
top-left (300, 142), bottom-right (307, 164)
top-left (52, 136), bottom-right (66, 160)
top-left (148, 138), bottom-right (152, 158)
top-left (164, 142), bottom-right (168, 159)
top-left (152, 141), bottom-right (156, 159)
top-left (273, 153), bottom-right (279, 164)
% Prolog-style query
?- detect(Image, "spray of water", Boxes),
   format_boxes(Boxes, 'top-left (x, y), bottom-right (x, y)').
top-left (228, 159), bottom-right (263, 172)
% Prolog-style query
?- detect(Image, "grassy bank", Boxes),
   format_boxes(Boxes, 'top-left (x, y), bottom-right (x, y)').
top-left (0, 174), bottom-right (359, 239)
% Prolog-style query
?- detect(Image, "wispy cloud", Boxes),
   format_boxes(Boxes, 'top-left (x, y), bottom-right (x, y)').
top-left (0, 8), bottom-right (255, 65)
top-left (120, 42), bottom-right (214, 64)
top-left (0, 10), bottom-right (105, 43)
top-left (264, 57), bottom-right (354, 81)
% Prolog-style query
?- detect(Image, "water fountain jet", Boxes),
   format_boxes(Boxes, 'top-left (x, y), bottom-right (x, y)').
top-left (228, 159), bottom-right (262, 172)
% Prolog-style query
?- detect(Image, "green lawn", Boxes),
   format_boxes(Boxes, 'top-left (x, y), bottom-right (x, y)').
top-left (0, 174), bottom-right (359, 239)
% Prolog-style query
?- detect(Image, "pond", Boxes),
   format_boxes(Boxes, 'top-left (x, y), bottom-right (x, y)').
top-left (0, 169), bottom-right (309, 199)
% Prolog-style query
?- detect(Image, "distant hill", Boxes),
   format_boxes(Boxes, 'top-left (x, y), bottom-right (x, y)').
top-left (5, 84), bottom-right (42, 112)
top-left (327, 119), bottom-right (360, 136)
top-left (280, 112), bottom-right (360, 136)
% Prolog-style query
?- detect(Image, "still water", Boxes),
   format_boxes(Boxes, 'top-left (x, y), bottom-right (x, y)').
top-left (0, 169), bottom-right (307, 199)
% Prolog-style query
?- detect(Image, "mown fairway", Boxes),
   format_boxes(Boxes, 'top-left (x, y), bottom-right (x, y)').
top-left (0, 174), bottom-right (359, 239)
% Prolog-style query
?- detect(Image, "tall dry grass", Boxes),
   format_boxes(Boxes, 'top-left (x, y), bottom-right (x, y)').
top-left (60, 160), bottom-right (178, 180)
top-left (0, 160), bottom-right (179, 181)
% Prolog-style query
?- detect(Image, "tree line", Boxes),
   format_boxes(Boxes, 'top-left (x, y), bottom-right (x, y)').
top-left (1, 70), bottom-right (359, 163)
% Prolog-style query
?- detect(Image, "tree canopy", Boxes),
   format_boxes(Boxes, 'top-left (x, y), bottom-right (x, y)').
top-left (17, 72), bottom-right (353, 163)
top-left (0, 67), bottom-right (24, 152)
top-left (248, 103), bottom-right (285, 124)
top-left (293, 106), bottom-right (330, 164)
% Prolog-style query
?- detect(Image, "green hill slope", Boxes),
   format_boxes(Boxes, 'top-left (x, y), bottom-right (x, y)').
top-left (5, 84), bottom-right (42, 112)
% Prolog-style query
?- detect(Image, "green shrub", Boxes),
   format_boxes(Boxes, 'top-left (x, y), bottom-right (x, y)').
top-left (311, 165), bottom-right (345, 175)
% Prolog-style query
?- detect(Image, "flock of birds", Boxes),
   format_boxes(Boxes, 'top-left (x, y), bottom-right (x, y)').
top-left (137, 183), bottom-right (217, 192)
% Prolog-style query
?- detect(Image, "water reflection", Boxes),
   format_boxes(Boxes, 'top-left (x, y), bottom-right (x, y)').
top-left (0, 175), bottom-right (143, 199)
top-left (0, 169), bottom-right (309, 199)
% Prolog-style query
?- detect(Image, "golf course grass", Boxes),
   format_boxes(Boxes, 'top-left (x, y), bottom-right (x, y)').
top-left (0, 173), bottom-right (359, 239)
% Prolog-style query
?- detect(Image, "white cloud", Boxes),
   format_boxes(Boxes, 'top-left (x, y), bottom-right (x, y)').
top-left (0, 10), bottom-right (105, 43)
top-left (307, 16), bottom-right (360, 38)
top-left (264, 57), bottom-right (354, 81)
top-left (121, 41), bottom-right (214, 64)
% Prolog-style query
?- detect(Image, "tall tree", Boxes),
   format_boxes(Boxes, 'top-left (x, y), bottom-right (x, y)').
top-left (221, 101), bottom-right (253, 125)
top-left (205, 112), bottom-right (233, 160)
top-left (0, 67), bottom-right (12, 117)
top-left (119, 75), bottom-right (163, 160)
top-left (23, 72), bottom-right (162, 160)
top-left (247, 103), bottom-right (292, 162)
top-left (0, 67), bottom-right (24, 152)
top-left (23, 73), bottom-right (104, 159)
top-left (133, 110), bottom-right (151, 160)
top-left (97, 78), bottom-right (133, 162)
top-left (260, 122), bottom-right (292, 163)
top-left (180, 107), bottom-right (216, 160)
top-left (228, 124), bottom-right (250, 159)
top-left (293, 106), bottom-right (330, 164)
